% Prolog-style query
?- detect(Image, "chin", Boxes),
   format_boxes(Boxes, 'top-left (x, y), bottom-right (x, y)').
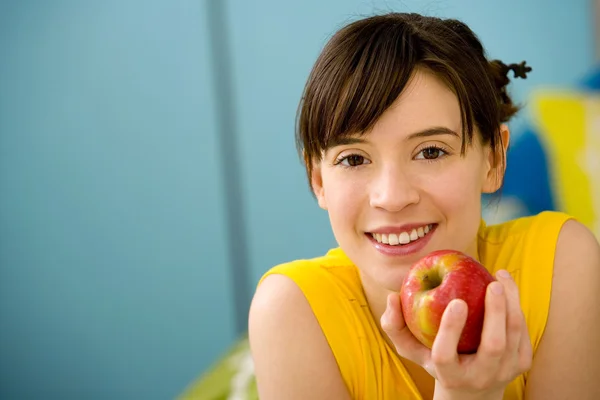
top-left (355, 258), bottom-right (413, 292)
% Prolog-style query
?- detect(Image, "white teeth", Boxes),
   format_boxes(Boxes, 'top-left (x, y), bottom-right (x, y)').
top-left (398, 232), bottom-right (410, 244)
top-left (410, 229), bottom-right (418, 241)
top-left (371, 224), bottom-right (434, 246)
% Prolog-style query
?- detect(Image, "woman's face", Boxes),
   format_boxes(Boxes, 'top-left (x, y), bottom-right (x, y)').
top-left (311, 68), bottom-right (508, 292)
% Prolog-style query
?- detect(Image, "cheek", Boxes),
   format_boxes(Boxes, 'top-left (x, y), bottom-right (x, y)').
top-left (423, 164), bottom-right (484, 251)
top-left (322, 172), bottom-right (365, 225)
top-left (423, 163), bottom-right (484, 211)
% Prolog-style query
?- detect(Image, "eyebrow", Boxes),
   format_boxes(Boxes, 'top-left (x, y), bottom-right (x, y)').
top-left (407, 126), bottom-right (460, 140)
top-left (328, 126), bottom-right (460, 147)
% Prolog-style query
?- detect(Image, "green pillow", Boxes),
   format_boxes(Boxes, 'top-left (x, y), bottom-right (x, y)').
top-left (177, 336), bottom-right (259, 400)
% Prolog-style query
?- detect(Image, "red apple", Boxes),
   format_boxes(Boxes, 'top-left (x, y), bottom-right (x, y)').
top-left (399, 249), bottom-right (495, 354)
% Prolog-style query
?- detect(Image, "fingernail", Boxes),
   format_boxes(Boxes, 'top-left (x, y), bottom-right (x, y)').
top-left (490, 281), bottom-right (504, 295)
top-left (380, 312), bottom-right (389, 327)
top-left (497, 269), bottom-right (512, 280)
top-left (450, 300), bottom-right (466, 315)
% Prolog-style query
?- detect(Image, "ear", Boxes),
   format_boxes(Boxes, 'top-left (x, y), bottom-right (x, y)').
top-left (310, 161), bottom-right (328, 210)
top-left (482, 124), bottom-right (510, 193)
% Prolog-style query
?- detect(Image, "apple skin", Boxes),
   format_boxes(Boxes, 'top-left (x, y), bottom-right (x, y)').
top-left (399, 249), bottom-right (495, 354)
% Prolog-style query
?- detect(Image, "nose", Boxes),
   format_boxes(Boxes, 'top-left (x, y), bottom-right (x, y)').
top-left (369, 166), bottom-right (420, 212)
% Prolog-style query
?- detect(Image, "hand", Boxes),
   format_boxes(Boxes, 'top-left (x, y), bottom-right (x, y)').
top-left (380, 270), bottom-right (533, 400)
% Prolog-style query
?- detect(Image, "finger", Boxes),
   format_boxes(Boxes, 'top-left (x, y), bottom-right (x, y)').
top-left (517, 314), bottom-right (533, 373)
top-left (430, 299), bottom-right (468, 374)
top-left (496, 270), bottom-right (523, 360)
top-left (380, 293), bottom-right (430, 366)
top-left (475, 281), bottom-right (507, 367)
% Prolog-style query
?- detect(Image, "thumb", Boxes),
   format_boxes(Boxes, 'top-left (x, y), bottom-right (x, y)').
top-left (380, 292), bottom-right (407, 332)
top-left (380, 292), bottom-right (430, 365)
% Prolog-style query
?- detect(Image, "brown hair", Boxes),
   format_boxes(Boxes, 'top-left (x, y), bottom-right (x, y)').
top-left (296, 12), bottom-right (531, 190)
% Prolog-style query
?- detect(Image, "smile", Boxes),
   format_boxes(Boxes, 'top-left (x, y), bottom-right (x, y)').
top-left (370, 224), bottom-right (434, 246)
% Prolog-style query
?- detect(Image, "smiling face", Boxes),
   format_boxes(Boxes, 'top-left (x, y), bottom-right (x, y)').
top-left (311, 68), bottom-right (508, 292)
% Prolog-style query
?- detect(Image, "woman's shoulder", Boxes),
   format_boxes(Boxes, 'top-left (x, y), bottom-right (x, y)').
top-left (253, 247), bottom-right (369, 342)
top-left (479, 210), bottom-right (575, 245)
top-left (521, 219), bottom-right (600, 398)
top-left (248, 272), bottom-right (352, 400)
top-left (257, 247), bottom-right (364, 301)
top-left (478, 210), bottom-right (576, 276)
top-left (553, 217), bottom-right (600, 273)
top-left (249, 247), bottom-right (367, 399)
top-left (477, 211), bottom-right (598, 358)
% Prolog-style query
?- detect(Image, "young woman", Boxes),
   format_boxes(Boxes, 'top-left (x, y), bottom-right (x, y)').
top-left (248, 12), bottom-right (600, 400)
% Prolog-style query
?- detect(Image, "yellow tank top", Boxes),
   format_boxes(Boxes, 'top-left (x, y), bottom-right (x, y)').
top-left (258, 211), bottom-right (574, 400)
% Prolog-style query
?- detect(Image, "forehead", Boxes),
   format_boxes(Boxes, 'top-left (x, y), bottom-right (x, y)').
top-left (369, 68), bottom-right (462, 138)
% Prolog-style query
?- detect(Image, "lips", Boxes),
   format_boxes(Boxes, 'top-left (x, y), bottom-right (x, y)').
top-left (366, 224), bottom-right (438, 257)
top-left (370, 224), bottom-right (434, 246)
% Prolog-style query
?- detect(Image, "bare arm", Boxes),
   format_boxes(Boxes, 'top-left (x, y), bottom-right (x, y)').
top-left (248, 274), bottom-right (351, 400)
top-left (525, 220), bottom-right (600, 399)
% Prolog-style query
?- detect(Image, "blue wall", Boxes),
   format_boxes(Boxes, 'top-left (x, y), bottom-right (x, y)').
top-left (0, 1), bottom-right (235, 399)
top-left (0, 1), bottom-right (593, 399)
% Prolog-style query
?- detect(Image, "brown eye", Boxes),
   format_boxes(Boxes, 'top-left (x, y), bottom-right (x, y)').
top-left (338, 154), bottom-right (370, 167)
top-left (346, 155), bottom-right (364, 166)
top-left (422, 147), bottom-right (440, 159)
top-left (416, 146), bottom-right (447, 160)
